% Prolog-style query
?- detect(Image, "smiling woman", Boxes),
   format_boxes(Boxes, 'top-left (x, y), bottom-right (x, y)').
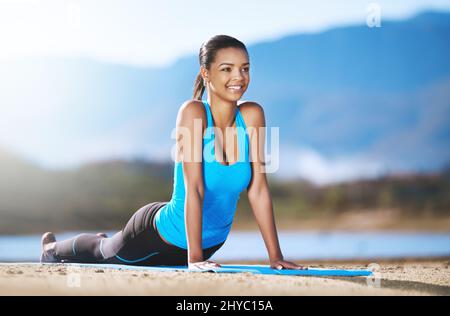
top-left (40, 34), bottom-right (307, 272)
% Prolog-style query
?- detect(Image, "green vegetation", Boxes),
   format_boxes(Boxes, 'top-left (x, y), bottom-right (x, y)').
top-left (0, 148), bottom-right (449, 234)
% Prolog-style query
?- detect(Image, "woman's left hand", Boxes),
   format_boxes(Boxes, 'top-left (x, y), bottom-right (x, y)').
top-left (270, 259), bottom-right (308, 270)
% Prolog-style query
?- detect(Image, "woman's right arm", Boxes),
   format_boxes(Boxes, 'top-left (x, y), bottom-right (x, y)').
top-left (176, 101), bottom-right (220, 269)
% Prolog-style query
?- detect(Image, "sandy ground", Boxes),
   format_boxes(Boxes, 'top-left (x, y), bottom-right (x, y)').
top-left (0, 258), bottom-right (449, 296)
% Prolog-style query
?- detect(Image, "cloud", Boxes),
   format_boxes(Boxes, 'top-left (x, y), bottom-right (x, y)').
top-left (276, 145), bottom-right (386, 186)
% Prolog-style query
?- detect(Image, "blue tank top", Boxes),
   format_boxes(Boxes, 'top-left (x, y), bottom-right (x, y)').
top-left (155, 99), bottom-right (252, 249)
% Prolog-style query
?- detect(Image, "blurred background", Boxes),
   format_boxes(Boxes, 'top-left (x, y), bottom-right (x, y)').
top-left (0, 0), bottom-right (449, 261)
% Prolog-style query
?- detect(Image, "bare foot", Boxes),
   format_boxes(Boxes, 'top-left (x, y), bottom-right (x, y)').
top-left (40, 232), bottom-right (57, 263)
top-left (96, 233), bottom-right (108, 238)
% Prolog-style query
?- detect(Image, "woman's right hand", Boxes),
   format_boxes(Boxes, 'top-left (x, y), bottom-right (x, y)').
top-left (188, 260), bottom-right (221, 271)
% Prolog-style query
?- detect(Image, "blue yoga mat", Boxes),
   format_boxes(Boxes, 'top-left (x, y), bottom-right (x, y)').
top-left (5, 263), bottom-right (373, 277)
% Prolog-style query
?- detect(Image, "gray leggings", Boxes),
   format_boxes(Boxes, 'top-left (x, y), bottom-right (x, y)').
top-left (52, 202), bottom-right (224, 266)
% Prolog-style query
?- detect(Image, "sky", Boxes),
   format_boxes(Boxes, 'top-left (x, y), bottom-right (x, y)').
top-left (1, 0), bottom-right (450, 67)
top-left (1, 0), bottom-right (450, 184)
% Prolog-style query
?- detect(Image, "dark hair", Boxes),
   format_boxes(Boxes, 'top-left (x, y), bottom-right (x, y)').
top-left (193, 35), bottom-right (249, 100)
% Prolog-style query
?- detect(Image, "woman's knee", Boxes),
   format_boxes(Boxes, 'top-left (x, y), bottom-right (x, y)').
top-left (73, 233), bottom-right (104, 261)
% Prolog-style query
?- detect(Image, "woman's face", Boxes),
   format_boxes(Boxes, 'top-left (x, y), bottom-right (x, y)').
top-left (203, 47), bottom-right (250, 102)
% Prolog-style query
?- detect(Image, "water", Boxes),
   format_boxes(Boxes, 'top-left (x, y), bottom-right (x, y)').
top-left (0, 231), bottom-right (449, 262)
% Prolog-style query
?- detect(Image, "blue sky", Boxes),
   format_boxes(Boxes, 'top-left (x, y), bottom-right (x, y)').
top-left (1, 0), bottom-right (450, 66)
top-left (1, 0), bottom-right (450, 184)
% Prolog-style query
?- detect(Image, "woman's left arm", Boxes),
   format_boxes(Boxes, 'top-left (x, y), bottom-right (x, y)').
top-left (242, 102), bottom-right (307, 270)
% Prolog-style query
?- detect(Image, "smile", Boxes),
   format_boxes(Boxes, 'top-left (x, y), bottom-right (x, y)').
top-left (227, 85), bottom-right (243, 91)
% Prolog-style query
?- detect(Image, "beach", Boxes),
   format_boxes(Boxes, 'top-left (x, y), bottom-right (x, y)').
top-left (0, 258), bottom-right (449, 296)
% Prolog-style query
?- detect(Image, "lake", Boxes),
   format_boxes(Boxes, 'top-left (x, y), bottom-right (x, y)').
top-left (0, 230), bottom-right (449, 262)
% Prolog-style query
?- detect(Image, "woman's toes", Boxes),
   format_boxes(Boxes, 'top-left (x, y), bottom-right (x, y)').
top-left (40, 232), bottom-right (57, 263)
top-left (41, 232), bottom-right (56, 246)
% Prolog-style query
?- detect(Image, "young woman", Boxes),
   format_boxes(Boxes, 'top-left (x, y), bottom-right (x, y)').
top-left (40, 35), bottom-right (307, 271)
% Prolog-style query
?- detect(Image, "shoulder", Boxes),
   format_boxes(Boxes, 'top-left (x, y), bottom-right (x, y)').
top-left (176, 99), bottom-right (207, 127)
top-left (238, 101), bottom-right (265, 127)
top-left (179, 99), bottom-right (206, 118)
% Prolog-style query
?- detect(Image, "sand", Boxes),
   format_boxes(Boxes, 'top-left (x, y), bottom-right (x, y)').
top-left (0, 258), bottom-right (449, 296)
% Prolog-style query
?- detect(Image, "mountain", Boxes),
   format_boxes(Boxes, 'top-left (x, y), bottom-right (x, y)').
top-left (0, 11), bottom-right (449, 184)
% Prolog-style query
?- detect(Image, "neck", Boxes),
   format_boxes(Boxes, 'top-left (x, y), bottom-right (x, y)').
top-left (207, 94), bottom-right (238, 128)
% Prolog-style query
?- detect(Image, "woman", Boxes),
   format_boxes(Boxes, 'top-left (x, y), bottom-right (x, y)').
top-left (40, 35), bottom-right (307, 271)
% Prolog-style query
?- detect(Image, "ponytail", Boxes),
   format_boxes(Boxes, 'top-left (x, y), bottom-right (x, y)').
top-left (193, 72), bottom-right (205, 101)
